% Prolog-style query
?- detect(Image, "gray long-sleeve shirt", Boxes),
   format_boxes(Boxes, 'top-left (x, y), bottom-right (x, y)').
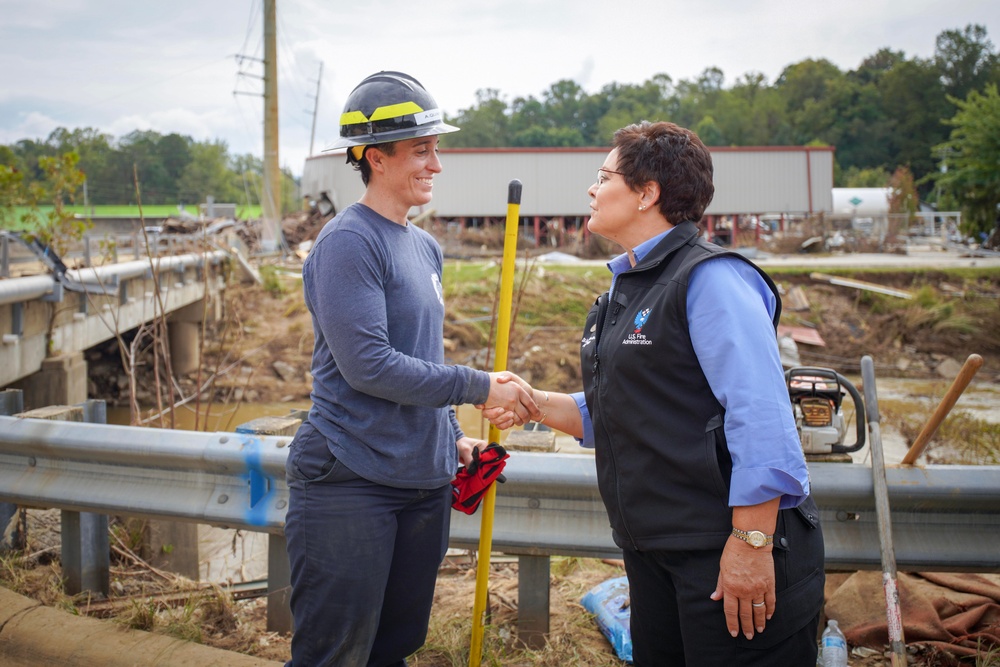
top-left (302, 203), bottom-right (490, 488)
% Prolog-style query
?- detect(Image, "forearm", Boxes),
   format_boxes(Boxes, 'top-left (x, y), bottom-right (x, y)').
top-left (530, 389), bottom-right (584, 439)
top-left (731, 497), bottom-right (780, 535)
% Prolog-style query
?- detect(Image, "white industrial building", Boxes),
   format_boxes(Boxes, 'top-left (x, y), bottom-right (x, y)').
top-left (301, 146), bottom-right (834, 247)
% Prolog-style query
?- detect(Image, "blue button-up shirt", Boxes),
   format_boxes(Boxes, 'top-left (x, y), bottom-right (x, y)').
top-left (571, 228), bottom-right (809, 509)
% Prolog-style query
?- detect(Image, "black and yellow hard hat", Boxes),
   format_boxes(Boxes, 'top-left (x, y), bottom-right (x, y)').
top-left (324, 71), bottom-right (459, 162)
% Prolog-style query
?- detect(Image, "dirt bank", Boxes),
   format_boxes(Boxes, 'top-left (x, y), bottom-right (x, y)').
top-left (184, 262), bottom-right (999, 410)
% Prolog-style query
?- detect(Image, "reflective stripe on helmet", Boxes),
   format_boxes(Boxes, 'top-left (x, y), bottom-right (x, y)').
top-left (340, 102), bottom-right (436, 129)
top-left (339, 110), bottom-right (370, 126)
top-left (369, 101), bottom-right (424, 122)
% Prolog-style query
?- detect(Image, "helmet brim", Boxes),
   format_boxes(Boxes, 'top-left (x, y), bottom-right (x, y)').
top-left (322, 122), bottom-right (460, 153)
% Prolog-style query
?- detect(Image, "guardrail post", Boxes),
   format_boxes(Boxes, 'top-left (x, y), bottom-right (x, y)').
top-left (0, 390), bottom-right (22, 416)
top-left (17, 403), bottom-right (111, 597)
top-left (517, 554), bottom-right (550, 648)
top-left (0, 390), bottom-right (25, 552)
top-left (236, 413), bottom-right (302, 634)
top-left (1, 233), bottom-right (9, 278)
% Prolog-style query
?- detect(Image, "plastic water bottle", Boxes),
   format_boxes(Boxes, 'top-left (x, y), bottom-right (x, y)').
top-left (820, 619), bottom-right (848, 667)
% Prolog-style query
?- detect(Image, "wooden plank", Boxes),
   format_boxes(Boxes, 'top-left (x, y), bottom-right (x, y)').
top-left (810, 273), bottom-right (912, 299)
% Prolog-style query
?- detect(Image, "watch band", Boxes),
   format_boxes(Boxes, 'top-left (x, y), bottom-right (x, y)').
top-left (730, 527), bottom-right (773, 548)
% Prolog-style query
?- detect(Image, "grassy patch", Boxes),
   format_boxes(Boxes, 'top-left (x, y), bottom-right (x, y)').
top-left (6, 204), bottom-right (263, 228)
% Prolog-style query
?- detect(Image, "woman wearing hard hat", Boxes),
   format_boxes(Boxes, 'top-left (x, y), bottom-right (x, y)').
top-left (283, 71), bottom-right (539, 666)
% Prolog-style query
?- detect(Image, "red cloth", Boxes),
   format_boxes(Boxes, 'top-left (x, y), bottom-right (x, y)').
top-left (825, 571), bottom-right (1000, 659)
top-left (450, 443), bottom-right (508, 515)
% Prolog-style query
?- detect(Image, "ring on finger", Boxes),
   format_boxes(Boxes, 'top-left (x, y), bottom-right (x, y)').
top-left (751, 601), bottom-right (765, 608)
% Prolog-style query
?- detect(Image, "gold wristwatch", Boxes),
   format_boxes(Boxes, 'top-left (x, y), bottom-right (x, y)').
top-left (731, 528), bottom-right (773, 548)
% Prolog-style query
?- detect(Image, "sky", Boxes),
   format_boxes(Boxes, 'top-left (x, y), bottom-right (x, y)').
top-left (1, 0), bottom-right (998, 179)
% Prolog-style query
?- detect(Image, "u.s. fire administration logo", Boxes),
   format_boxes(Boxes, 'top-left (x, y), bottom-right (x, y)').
top-left (623, 308), bottom-right (653, 346)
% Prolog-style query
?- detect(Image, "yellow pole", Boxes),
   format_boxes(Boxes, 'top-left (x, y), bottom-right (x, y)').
top-left (469, 179), bottom-right (522, 667)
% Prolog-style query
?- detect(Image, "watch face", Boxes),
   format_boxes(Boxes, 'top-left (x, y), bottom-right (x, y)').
top-left (748, 531), bottom-right (767, 548)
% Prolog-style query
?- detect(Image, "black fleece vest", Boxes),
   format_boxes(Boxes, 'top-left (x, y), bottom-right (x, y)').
top-left (581, 222), bottom-right (781, 552)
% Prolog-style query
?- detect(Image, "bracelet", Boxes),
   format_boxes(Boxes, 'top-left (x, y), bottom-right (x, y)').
top-left (542, 391), bottom-right (550, 403)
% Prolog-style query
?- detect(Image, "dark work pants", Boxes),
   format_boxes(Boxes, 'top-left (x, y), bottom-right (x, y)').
top-left (284, 422), bottom-right (451, 667)
top-left (623, 501), bottom-right (825, 667)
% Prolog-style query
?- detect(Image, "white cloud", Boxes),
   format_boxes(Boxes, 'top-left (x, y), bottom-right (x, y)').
top-left (0, 111), bottom-right (64, 145)
top-left (1, 0), bottom-right (998, 177)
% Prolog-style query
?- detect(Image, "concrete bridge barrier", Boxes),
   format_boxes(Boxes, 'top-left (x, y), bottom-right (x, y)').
top-left (0, 585), bottom-right (282, 667)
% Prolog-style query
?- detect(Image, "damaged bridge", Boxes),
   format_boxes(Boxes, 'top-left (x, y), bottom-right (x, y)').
top-left (0, 234), bottom-right (228, 409)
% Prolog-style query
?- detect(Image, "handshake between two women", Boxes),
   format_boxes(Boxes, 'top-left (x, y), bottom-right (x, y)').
top-left (479, 372), bottom-right (583, 438)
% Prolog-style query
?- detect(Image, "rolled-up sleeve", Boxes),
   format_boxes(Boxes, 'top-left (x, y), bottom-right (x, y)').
top-left (687, 256), bottom-right (810, 509)
top-left (570, 391), bottom-right (595, 449)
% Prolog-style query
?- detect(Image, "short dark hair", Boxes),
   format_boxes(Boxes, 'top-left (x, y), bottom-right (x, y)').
top-left (612, 121), bottom-right (714, 225)
top-left (350, 142), bottom-right (397, 186)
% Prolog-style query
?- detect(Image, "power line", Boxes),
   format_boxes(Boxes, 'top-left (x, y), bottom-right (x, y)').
top-left (73, 57), bottom-right (231, 114)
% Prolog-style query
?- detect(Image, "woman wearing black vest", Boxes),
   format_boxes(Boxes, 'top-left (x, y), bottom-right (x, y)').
top-left (486, 121), bottom-right (824, 665)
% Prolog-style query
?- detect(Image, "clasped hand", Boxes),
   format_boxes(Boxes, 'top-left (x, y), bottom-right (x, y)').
top-left (480, 372), bottom-right (541, 428)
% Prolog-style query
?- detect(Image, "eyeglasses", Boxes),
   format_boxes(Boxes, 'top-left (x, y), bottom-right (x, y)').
top-left (597, 168), bottom-right (624, 183)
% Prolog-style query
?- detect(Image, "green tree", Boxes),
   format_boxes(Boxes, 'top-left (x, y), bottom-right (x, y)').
top-left (935, 24), bottom-right (1000, 100)
top-left (0, 145), bottom-right (16, 169)
top-left (593, 79), bottom-right (670, 143)
top-left (45, 127), bottom-right (117, 206)
top-left (879, 58), bottom-right (950, 189)
top-left (158, 133), bottom-right (194, 194)
top-left (711, 73), bottom-right (790, 146)
top-left (10, 138), bottom-right (53, 182)
top-left (445, 89), bottom-right (510, 148)
top-left (542, 79), bottom-right (588, 132)
top-left (177, 141), bottom-right (241, 205)
top-left (0, 164), bottom-right (25, 230)
top-left (0, 152), bottom-right (88, 252)
top-left (841, 166), bottom-right (891, 188)
top-left (693, 115), bottom-right (724, 146)
top-left (852, 48), bottom-right (906, 86)
top-left (118, 130), bottom-right (172, 203)
top-left (934, 84), bottom-right (1000, 238)
top-left (775, 58), bottom-right (844, 114)
top-left (36, 152), bottom-right (88, 253)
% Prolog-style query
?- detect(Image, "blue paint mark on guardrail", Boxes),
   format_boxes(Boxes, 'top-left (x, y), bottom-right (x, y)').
top-left (234, 433), bottom-right (274, 527)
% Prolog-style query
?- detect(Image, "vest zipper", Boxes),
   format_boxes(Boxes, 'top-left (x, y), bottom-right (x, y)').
top-left (594, 282), bottom-right (639, 551)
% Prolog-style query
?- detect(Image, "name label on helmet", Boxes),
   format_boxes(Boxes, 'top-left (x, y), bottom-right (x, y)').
top-left (414, 108), bottom-right (444, 126)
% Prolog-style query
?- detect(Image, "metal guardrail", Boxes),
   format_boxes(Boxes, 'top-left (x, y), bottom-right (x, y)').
top-left (0, 249), bottom-right (227, 306)
top-left (1, 412), bottom-right (999, 636)
top-left (2, 414), bottom-right (999, 568)
top-left (0, 230), bottom-right (219, 277)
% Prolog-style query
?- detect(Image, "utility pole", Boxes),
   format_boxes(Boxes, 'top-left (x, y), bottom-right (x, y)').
top-left (261, 0), bottom-right (281, 253)
top-left (308, 62), bottom-right (323, 157)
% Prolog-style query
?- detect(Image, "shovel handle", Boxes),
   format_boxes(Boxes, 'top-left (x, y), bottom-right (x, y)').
top-left (901, 354), bottom-right (983, 465)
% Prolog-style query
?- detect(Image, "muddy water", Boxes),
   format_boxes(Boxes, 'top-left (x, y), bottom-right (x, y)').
top-left (108, 401), bottom-right (493, 437)
top-left (836, 375), bottom-right (1000, 465)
